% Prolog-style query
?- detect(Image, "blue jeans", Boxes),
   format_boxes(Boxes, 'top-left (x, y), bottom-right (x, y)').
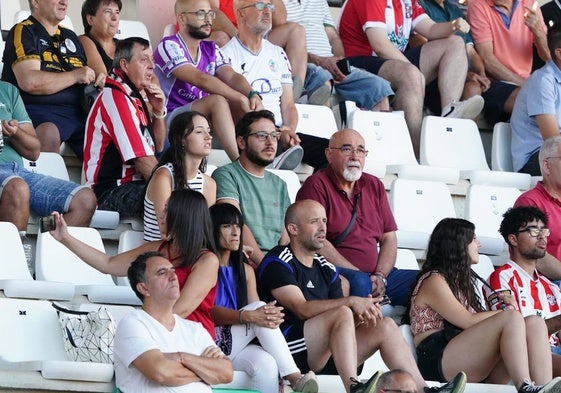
top-left (337, 267), bottom-right (418, 307)
top-left (304, 63), bottom-right (394, 110)
top-left (0, 162), bottom-right (87, 216)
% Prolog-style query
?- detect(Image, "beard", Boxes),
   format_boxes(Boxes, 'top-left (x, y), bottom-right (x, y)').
top-left (343, 161), bottom-right (362, 182)
top-left (188, 24), bottom-right (211, 39)
top-left (245, 146), bottom-right (274, 167)
top-left (521, 248), bottom-right (547, 260)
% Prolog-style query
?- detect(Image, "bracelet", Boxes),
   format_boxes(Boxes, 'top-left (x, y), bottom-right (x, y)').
top-left (373, 272), bottom-right (387, 287)
top-left (239, 309), bottom-right (246, 325)
top-left (248, 90), bottom-right (262, 100)
top-left (153, 107), bottom-right (167, 119)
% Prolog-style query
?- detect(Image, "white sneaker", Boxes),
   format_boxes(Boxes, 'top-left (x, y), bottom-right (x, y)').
top-left (442, 95), bottom-right (484, 119)
top-left (269, 145), bottom-right (304, 170)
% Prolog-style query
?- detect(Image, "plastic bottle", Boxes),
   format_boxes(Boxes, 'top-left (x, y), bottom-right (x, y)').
top-left (20, 232), bottom-right (34, 278)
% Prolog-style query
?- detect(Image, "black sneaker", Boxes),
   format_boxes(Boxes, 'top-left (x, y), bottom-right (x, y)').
top-left (349, 370), bottom-right (383, 393)
top-left (519, 377), bottom-right (561, 392)
top-left (424, 371), bottom-right (466, 393)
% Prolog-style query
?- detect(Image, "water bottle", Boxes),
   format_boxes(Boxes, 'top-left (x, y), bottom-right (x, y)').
top-left (20, 232), bottom-right (34, 278)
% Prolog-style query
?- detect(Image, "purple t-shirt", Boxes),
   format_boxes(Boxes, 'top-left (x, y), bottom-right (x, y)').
top-left (154, 34), bottom-right (231, 112)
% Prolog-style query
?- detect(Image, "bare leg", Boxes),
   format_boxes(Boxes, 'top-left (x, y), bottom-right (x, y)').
top-left (525, 315), bottom-right (552, 384)
top-left (64, 188), bottom-right (97, 227)
top-left (503, 88), bottom-right (520, 115)
top-left (378, 60), bottom-right (425, 156)
top-left (0, 178), bottom-right (30, 231)
top-left (441, 310), bottom-right (548, 390)
top-left (191, 95), bottom-right (239, 161)
top-left (303, 306), bottom-right (358, 393)
top-left (461, 81), bottom-right (482, 101)
top-left (209, 30), bottom-right (231, 47)
top-left (418, 36), bottom-right (467, 108)
top-left (35, 122), bottom-right (61, 153)
top-left (356, 317), bottom-right (426, 392)
top-left (372, 97), bottom-right (390, 112)
top-left (268, 22), bottom-right (307, 87)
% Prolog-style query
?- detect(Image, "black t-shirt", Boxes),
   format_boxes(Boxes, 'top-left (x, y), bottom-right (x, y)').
top-left (257, 245), bottom-right (343, 329)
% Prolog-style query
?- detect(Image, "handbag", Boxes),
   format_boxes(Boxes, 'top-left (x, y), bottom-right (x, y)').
top-left (52, 302), bottom-right (116, 363)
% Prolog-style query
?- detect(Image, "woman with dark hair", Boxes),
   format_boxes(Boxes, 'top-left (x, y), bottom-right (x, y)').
top-left (144, 111), bottom-right (216, 241)
top-left (209, 203), bottom-right (318, 393)
top-left (409, 218), bottom-right (561, 393)
top-left (50, 189), bottom-right (219, 337)
top-left (79, 0), bottom-right (122, 80)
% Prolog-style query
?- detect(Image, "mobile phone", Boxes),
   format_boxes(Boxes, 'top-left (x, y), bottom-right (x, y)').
top-left (336, 58), bottom-right (351, 76)
top-left (40, 215), bottom-right (56, 233)
top-left (379, 295), bottom-right (391, 306)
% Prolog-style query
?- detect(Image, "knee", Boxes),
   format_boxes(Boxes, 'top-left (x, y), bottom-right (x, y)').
top-left (462, 80), bottom-right (482, 99)
top-left (397, 63), bottom-right (425, 92)
top-left (68, 188), bottom-right (97, 219)
top-left (334, 305), bottom-right (356, 327)
top-left (210, 30), bottom-right (231, 47)
top-left (206, 94), bottom-right (230, 110)
top-left (35, 122), bottom-right (60, 140)
top-left (444, 35), bottom-right (467, 57)
top-left (376, 316), bottom-right (399, 336)
top-left (2, 178), bottom-right (30, 208)
top-left (524, 315), bottom-right (548, 336)
top-left (285, 22), bottom-right (306, 41)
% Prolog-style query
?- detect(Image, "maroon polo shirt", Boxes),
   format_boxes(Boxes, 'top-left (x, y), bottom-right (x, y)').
top-left (296, 167), bottom-right (397, 273)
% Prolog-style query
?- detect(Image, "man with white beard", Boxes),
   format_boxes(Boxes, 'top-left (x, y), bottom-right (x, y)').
top-left (296, 129), bottom-right (417, 305)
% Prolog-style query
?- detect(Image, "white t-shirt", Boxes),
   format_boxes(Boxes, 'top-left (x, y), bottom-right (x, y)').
top-left (114, 309), bottom-right (215, 393)
top-left (220, 36), bottom-right (292, 126)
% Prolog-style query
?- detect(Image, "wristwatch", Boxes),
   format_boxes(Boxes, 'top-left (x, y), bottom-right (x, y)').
top-left (373, 272), bottom-right (387, 287)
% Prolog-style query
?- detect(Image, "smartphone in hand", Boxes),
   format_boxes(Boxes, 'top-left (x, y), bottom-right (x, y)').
top-left (336, 58), bottom-right (351, 76)
top-left (39, 215), bottom-right (56, 233)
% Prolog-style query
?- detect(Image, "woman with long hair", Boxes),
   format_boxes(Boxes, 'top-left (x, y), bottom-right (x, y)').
top-left (143, 111), bottom-right (216, 241)
top-left (409, 218), bottom-right (561, 393)
top-left (51, 189), bottom-right (219, 337)
top-left (209, 203), bottom-right (318, 393)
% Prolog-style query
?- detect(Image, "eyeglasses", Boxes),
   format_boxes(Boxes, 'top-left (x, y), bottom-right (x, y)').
top-left (239, 2), bottom-right (276, 11)
top-left (247, 130), bottom-right (280, 141)
top-left (181, 10), bottom-right (216, 20)
top-left (328, 145), bottom-right (369, 157)
top-left (516, 226), bottom-right (551, 237)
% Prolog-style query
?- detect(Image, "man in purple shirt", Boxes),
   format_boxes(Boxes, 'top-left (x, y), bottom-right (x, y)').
top-left (296, 129), bottom-right (417, 305)
top-left (154, 0), bottom-right (263, 160)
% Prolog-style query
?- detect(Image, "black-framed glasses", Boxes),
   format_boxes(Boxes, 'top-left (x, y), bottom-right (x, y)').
top-left (181, 10), bottom-right (216, 20)
top-left (516, 226), bottom-right (551, 237)
top-left (247, 130), bottom-right (280, 141)
top-left (239, 2), bottom-right (276, 11)
top-left (328, 145), bottom-right (369, 157)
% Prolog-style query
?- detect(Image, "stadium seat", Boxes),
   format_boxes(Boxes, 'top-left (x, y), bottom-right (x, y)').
top-left (294, 103), bottom-right (339, 174)
top-left (0, 297), bottom-right (114, 382)
top-left (206, 163), bottom-right (217, 176)
top-left (420, 116), bottom-right (531, 190)
top-left (0, 34), bottom-right (5, 75)
top-left (208, 149), bottom-right (231, 168)
top-left (115, 230), bottom-right (144, 286)
top-left (14, 10), bottom-right (74, 31)
top-left (390, 178), bottom-right (456, 250)
top-left (465, 184), bottom-right (520, 255)
top-left (395, 248), bottom-right (420, 271)
top-left (0, 221), bottom-right (74, 300)
top-left (35, 227), bottom-right (141, 306)
top-left (472, 254), bottom-right (495, 308)
top-left (266, 169), bottom-right (301, 203)
top-left (347, 109), bottom-right (459, 183)
top-left (491, 122), bottom-right (514, 172)
top-left (115, 19), bottom-right (151, 42)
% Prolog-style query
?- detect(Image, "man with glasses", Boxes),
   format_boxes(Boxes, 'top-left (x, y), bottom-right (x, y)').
top-left (212, 110), bottom-right (291, 266)
top-left (154, 0), bottom-right (264, 161)
top-left (511, 23), bottom-right (561, 176)
top-left (486, 206), bottom-right (561, 373)
top-left (515, 136), bottom-right (561, 280)
top-left (296, 129), bottom-right (418, 305)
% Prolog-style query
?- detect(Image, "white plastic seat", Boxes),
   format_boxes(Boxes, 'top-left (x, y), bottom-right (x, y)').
top-left (116, 230), bottom-right (145, 286)
top-left (0, 221), bottom-right (74, 300)
top-left (472, 254), bottom-right (495, 309)
top-left (348, 110), bottom-right (459, 183)
top-left (36, 227), bottom-right (141, 306)
top-left (208, 149), bottom-right (231, 168)
top-left (294, 103), bottom-right (339, 174)
top-left (115, 19), bottom-right (151, 42)
top-left (0, 34), bottom-right (5, 75)
top-left (14, 10), bottom-right (74, 31)
top-left (205, 163), bottom-right (217, 176)
top-left (395, 248), bottom-right (420, 271)
top-left (266, 169), bottom-right (301, 203)
top-left (420, 116), bottom-right (531, 190)
top-left (0, 297), bottom-right (113, 382)
top-left (390, 178), bottom-right (456, 250)
top-left (491, 122), bottom-right (514, 172)
top-left (465, 184), bottom-right (520, 255)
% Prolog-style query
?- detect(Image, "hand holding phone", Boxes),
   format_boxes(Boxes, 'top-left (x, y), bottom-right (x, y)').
top-left (40, 215), bottom-right (56, 233)
top-left (336, 58), bottom-right (351, 76)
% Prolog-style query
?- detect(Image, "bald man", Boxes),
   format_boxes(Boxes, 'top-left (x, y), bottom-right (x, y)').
top-left (296, 129), bottom-right (417, 305)
top-left (257, 200), bottom-right (466, 393)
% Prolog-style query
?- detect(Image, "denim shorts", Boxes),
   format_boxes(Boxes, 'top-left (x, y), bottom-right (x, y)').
top-left (0, 162), bottom-right (88, 216)
top-left (304, 63), bottom-right (394, 110)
